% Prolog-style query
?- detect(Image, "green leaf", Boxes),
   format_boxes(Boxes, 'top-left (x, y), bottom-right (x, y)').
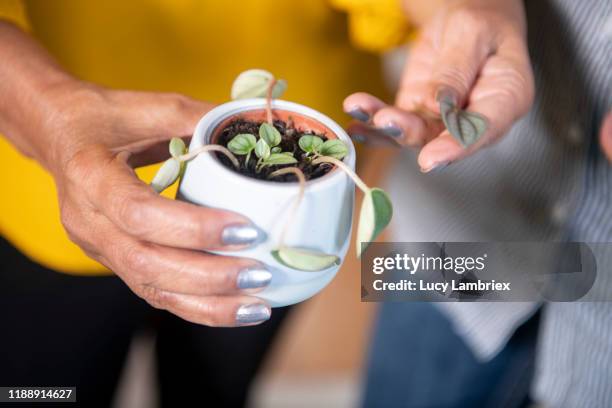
top-left (271, 79), bottom-right (288, 98)
top-left (227, 133), bottom-right (257, 155)
top-left (169, 137), bottom-right (186, 158)
top-left (263, 152), bottom-right (297, 166)
top-left (272, 247), bottom-right (340, 272)
top-left (259, 123), bottom-right (281, 147)
top-left (356, 188), bottom-right (393, 257)
top-left (298, 135), bottom-right (324, 153)
top-left (230, 69), bottom-right (287, 100)
top-left (151, 158), bottom-right (181, 193)
top-left (230, 69), bottom-right (271, 99)
top-left (318, 139), bottom-right (348, 159)
top-left (254, 138), bottom-right (270, 159)
top-left (440, 99), bottom-right (488, 147)
top-left (271, 146), bottom-right (282, 153)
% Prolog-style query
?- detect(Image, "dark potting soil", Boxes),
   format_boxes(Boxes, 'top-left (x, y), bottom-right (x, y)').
top-left (214, 118), bottom-right (336, 182)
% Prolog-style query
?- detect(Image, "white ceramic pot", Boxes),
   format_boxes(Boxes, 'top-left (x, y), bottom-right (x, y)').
top-left (178, 98), bottom-right (355, 307)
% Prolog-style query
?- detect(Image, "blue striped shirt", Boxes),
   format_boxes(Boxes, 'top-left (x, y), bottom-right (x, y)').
top-left (387, 0), bottom-right (612, 406)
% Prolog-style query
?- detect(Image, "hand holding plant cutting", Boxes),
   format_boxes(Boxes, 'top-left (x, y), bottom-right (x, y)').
top-left (344, 0), bottom-right (534, 172)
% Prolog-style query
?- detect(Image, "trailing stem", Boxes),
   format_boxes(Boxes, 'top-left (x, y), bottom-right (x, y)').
top-left (179, 145), bottom-right (240, 168)
top-left (266, 78), bottom-right (277, 125)
top-left (268, 166), bottom-right (306, 247)
top-left (312, 156), bottom-right (370, 194)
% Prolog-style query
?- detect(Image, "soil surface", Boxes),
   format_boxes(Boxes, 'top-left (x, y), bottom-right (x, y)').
top-left (215, 118), bottom-right (336, 182)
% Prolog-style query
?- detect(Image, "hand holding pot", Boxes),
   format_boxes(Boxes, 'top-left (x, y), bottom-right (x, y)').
top-left (344, 0), bottom-right (535, 172)
top-left (0, 22), bottom-right (271, 327)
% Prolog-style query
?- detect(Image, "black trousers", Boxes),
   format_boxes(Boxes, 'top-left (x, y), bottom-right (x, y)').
top-left (0, 237), bottom-right (290, 407)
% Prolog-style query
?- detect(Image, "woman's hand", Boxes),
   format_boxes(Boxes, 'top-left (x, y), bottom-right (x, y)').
top-left (0, 22), bottom-right (272, 327)
top-left (601, 112), bottom-right (612, 163)
top-left (344, 0), bottom-right (534, 172)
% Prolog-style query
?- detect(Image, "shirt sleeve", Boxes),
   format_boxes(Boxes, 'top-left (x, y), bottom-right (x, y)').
top-left (330, 0), bottom-right (416, 53)
top-left (436, 302), bottom-right (541, 361)
top-left (0, 0), bottom-right (29, 31)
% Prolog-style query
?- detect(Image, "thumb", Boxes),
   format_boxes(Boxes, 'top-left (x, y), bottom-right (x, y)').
top-left (600, 112), bottom-right (612, 162)
top-left (418, 39), bottom-right (534, 172)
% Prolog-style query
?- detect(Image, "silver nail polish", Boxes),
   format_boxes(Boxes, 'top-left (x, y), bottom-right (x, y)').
top-left (237, 267), bottom-right (272, 291)
top-left (422, 161), bottom-right (450, 174)
top-left (352, 134), bottom-right (367, 143)
top-left (347, 108), bottom-right (370, 122)
top-left (236, 303), bottom-right (271, 325)
top-left (436, 88), bottom-right (459, 106)
top-left (222, 224), bottom-right (267, 246)
top-left (382, 125), bottom-right (403, 138)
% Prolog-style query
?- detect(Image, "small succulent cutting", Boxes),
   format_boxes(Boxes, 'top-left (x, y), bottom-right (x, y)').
top-left (151, 69), bottom-right (393, 271)
top-left (438, 91), bottom-right (488, 147)
top-left (227, 122), bottom-right (297, 172)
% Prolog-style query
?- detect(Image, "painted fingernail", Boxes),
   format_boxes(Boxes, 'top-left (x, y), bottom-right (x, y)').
top-left (347, 108), bottom-right (370, 122)
top-left (352, 134), bottom-right (367, 143)
top-left (436, 88), bottom-right (459, 106)
top-left (420, 161), bottom-right (450, 173)
top-left (237, 266), bottom-right (272, 292)
top-left (236, 303), bottom-right (271, 325)
top-left (381, 124), bottom-right (403, 139)
top-left (222, 224), bottom-right (267, 246)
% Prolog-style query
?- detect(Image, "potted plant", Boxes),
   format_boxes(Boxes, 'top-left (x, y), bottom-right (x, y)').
top-left (152, 69), bottom-right (392, 307)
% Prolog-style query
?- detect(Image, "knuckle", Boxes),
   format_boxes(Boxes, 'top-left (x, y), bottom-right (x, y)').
top-left (500, 69), bottom-right (535, 118)
top-left (222, 268), bottom-right (239, 291)
top-left (115, 195), bottom-right (149, 235)
top-left (141, 285), bottom-right (170, 309)
top-left (62, 148), bottom-right (96, 181)
top-left (59, 204), bottom-right (78, 238)
top-left (195, 298), bottom-right (223, 326)
top-left (435, 66), bottom-right (472, 92)
top-left (522, 73), bottom-right (536, 111)
top-left (449, 8), bottom-right (490, 35)
top-left (122, 244), bottom-right (151, 274)
top-left (167, 93), bottom-right (192, 113)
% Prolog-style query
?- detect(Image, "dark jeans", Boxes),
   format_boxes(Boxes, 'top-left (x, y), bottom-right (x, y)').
top-left (0, 237), bottom-right (289, 408)
top-left (363, 303), bottom-right (539, 408)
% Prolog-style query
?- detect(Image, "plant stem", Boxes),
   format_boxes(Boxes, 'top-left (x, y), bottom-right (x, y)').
top-left (312, 156), bottom-right (370, 193)
top-left (178, 145), bottom-right (239, 168)
top-left (268, 167), bottom-right (306, 248)
top-left (266, 78), bottom-right (277, 125)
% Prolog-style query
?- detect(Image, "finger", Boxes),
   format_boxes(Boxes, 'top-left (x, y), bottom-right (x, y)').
top-left (108, 91), bottom-right (214, 148)
top-left (76, 148), bottom-right (266, 251)
top-left (371, 106), bottom-right (445, 147)
top-left (418, 45), bottom-right (534, 170)
top-left (127, 136), bottom-right (191, 168)
top-left (148, 292), bottom-right (271, 327)
top-left (110, 240), bottom-right (273, 297)
top-left (346, 122), bottom-right (404, 148)
top-left (343, 92), bottom-right (388, 123)
top-left (397, 24), bottom-right (492, 115)
top-left (600, 112), bottom-right (612, 162)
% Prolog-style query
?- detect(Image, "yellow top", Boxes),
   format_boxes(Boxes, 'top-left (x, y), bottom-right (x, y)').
top-left (0, 0), bottom-right (410, 275)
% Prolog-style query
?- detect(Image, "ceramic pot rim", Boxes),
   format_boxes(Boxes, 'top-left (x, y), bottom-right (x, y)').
top-left (190, 98), bottom-right (356, 193)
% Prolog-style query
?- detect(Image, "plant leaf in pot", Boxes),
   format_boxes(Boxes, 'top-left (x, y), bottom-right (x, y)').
top-left (272, 247), bottom-right (340, 272)
top-left (151, 157), bottom-right (181, 193)
top-left (231, 69), bottom-right (287, 100)
top-left (356, 188), bottom-right (393, 257)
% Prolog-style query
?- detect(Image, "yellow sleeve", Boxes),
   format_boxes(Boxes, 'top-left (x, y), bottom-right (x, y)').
top-left (330, 0), bottom-right (415, 53)
top-left (0, 0), bottom-right (29, 31)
